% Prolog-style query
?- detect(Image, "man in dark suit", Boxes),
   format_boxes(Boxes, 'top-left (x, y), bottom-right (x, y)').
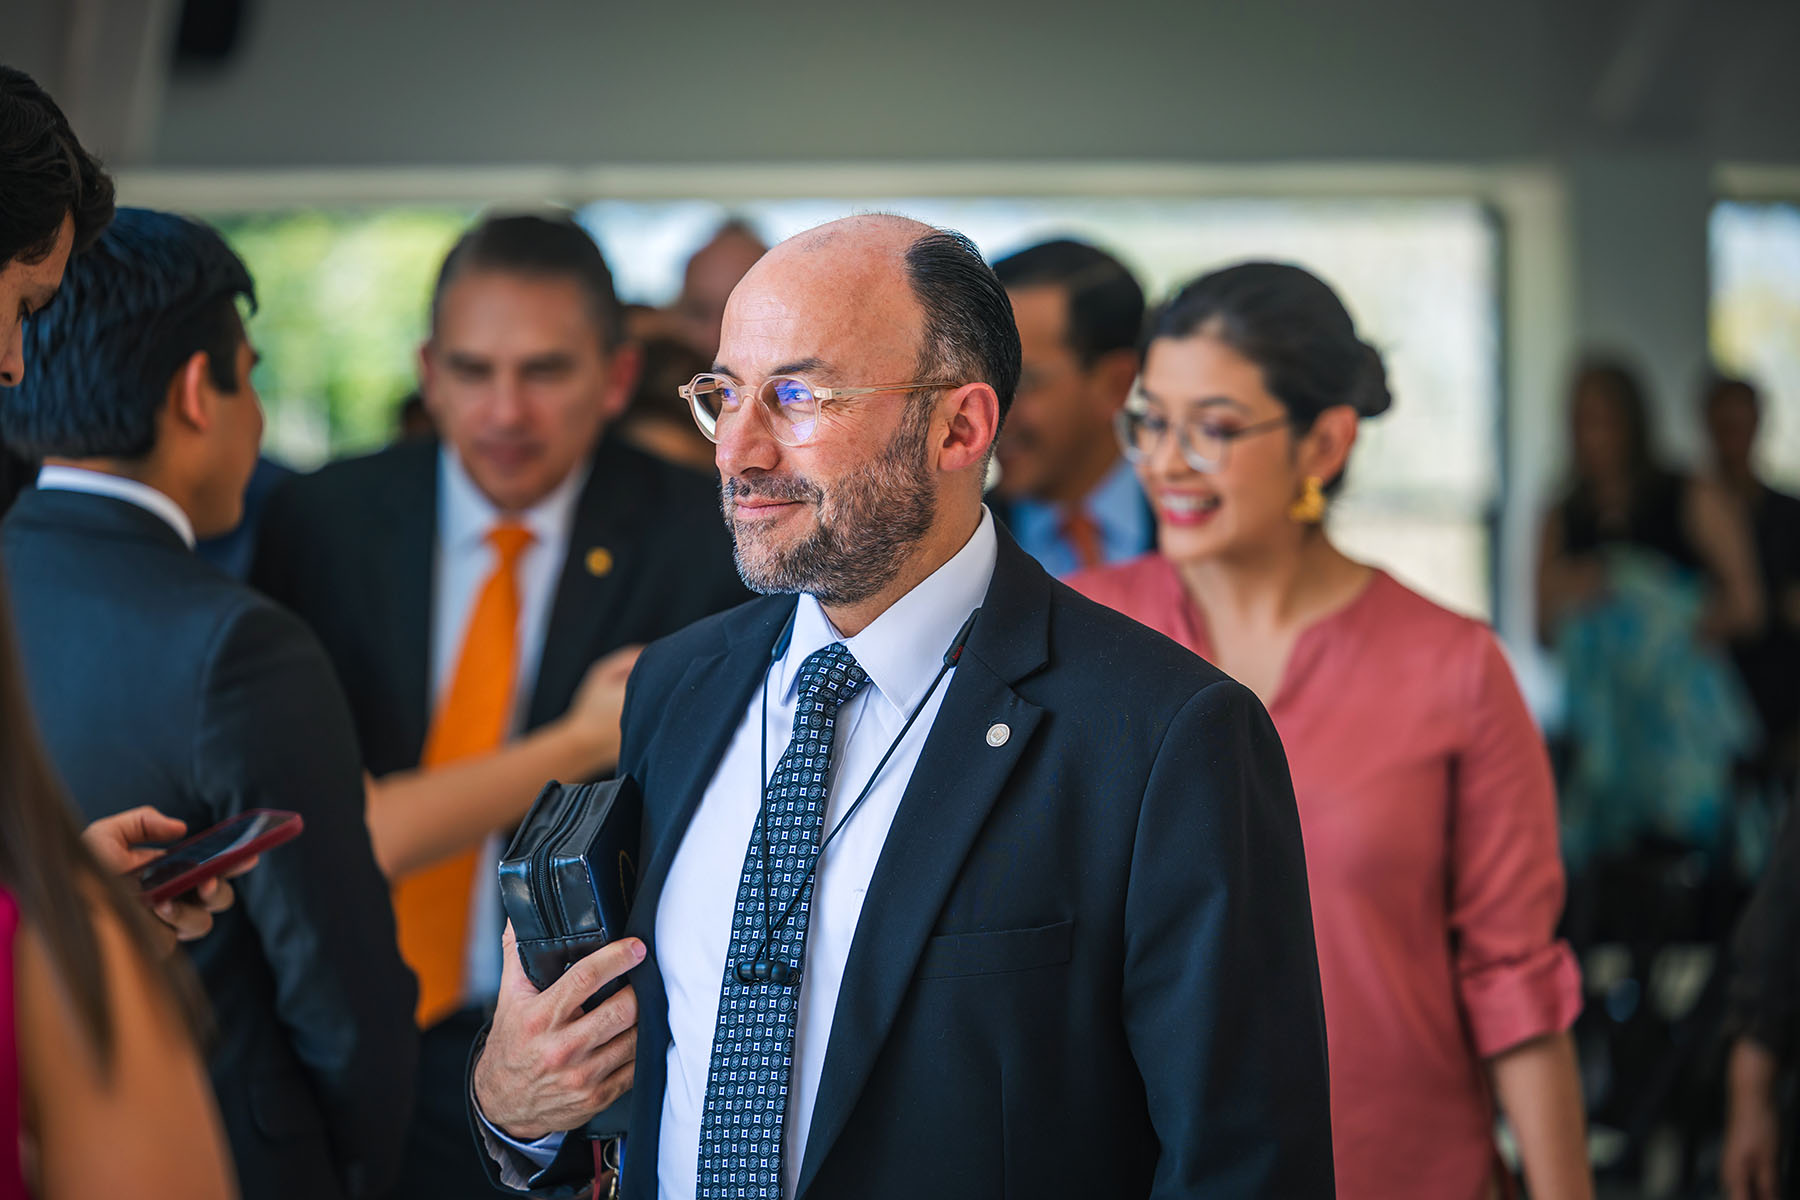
top-left (252, 213), bottom-right (747, 1199)
top-left (0, 207), bottom-right (417, 1200)
top-left (987, 238), bottom-right (1153, 575)
top-left (469, 215), bottom-right (1333, 1198)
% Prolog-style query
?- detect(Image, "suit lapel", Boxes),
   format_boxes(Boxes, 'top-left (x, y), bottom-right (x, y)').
top-left (623, 597), bottom-right (792, 1200)
top-left (625, 596), bottom-right (793, 939)
top-left (796, 533), bottom-right (1053, 1196)
top-left (527, 441), bottom-right (641, 731)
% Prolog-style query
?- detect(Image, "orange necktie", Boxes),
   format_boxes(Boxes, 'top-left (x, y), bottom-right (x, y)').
top-left (1059, 505), bottom-right (1105, 572)
top-left (393, 522), bottom-right (534, 1027)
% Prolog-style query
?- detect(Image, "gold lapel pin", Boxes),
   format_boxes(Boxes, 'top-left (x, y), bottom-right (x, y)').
top-left (585, 547), bottom-right (614, 577)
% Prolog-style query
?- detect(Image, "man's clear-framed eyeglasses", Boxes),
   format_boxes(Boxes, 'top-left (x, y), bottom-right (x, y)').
top-left (1115, 391), bottom-right (1291, 474)
top-left (679, 373), bottom-right (955, 447)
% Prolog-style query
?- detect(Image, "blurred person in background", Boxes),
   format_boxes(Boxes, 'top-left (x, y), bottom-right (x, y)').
top-left (253, 211), bottom-right (747, 1199)
top-left (615, 335), bottom-right (715, 471)
top-left (1722, 801), bottom-right (1800, 1200)
top-left (1069, 262), bottom-right (1591, 1200)
top-left (395, 389), bottom-right (437, 442)
top-left (1704, 374), bottom-right (1800, 795)
top-left (989, 238), bottom-right (1151, 574)
top-left (1538, 359), bottom-right (1762, 861)
top-left (0, 208), bottom-right (418, 1200)
top-left (629, 218), bottom-right (767, 360)
top-left (0, 582), bottom-right (236, 1199)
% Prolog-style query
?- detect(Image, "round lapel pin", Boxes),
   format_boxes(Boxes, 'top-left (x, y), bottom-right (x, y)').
top-left (585, 547), bottom-right (614, 577)
top-left (985, 722), bottom-right (1010, 747)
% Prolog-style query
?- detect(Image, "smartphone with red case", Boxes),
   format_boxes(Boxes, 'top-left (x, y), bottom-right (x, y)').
top-left (134, 809), bottom-right (304, 904)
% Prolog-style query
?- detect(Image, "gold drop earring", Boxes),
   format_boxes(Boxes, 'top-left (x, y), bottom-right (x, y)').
top-left (1288, 475), bottom-right (1326, 525)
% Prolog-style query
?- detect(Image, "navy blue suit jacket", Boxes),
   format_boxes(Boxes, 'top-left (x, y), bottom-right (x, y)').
top-left (492, 525), bottom-right (1333, 1198)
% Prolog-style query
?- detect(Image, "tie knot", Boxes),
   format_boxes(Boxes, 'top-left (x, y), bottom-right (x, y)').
top-left (795, 642), bottom-right (868, 711)
top-left (486, 522), bottom-right (534, 564)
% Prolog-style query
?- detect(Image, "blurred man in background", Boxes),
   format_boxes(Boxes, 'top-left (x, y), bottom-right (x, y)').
top-left (253, 211), bottom-right (747, 1199)
top-left (630, 218), bottom-right (767, 359)
top-left (989, 238), bottom-right (1151, 575)
top-left (1705, 374), bottom-right (1800, 792)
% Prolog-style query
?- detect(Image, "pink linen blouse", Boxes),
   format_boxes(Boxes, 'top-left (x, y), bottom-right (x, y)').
top-left (1068, 554), bottom-right (1582, 1200)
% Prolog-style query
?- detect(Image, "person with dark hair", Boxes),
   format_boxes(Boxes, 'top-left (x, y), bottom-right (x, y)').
top-left (0, 578), bottom-right (234, 1198)
top-left (469, 215), bottom-right (1331, 1199)
top-left (629, 219), bottom-right (769, 360)
top-left (252, 210), bottom-right (747, 1199)
top-left (1713, 372), bottom-right (1800, 1200)
top-left (615, 335), bottom-right (716, 472)
top-left (0, 63), bottom-right (116, 515)
top-left (0, 207), bottom-right (419, 1200)
top-left (1705, 375), bottom-right (1800, 789)
top-left (990, 237), bottom-right (1150, 574)
top-left (1067, 261), bottom-right (1592, 1200)
top-left (1539, 359), bottom-right (1762, 865)
top-left (1, 62), bottom-right (263, 947)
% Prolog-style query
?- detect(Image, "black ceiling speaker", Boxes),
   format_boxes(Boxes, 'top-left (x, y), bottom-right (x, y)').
top-left (174, 0), bottom-right (249, 66)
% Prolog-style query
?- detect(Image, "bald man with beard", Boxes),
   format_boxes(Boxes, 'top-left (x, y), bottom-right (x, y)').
top-left (469, 215), bottom-right (1333, 1200)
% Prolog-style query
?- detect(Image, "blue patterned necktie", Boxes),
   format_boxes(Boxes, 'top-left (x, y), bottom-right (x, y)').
top-left (695, 641), bottom-right (869, 1199)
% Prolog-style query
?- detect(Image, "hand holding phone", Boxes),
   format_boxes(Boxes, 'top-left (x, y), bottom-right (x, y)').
top-left (132, 810), bottom-right (304, 905)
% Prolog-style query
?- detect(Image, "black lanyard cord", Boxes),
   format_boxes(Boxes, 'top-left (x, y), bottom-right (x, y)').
top-left (735, 607), bottom-right (979, 985)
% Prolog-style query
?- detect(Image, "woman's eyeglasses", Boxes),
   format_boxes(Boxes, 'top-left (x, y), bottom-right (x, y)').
top-left (1115, 392), bottom-right (1291, 474)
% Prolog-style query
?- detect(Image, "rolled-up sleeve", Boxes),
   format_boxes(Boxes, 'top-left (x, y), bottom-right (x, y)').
top-left (1448, 632), bottom-right (1583, 1059)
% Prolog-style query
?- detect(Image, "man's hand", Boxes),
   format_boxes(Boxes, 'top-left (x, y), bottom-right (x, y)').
top-left (1722, 1038), bottom-right (1783, 1200)
top-left (81, 807), bottom-right (256, 948)
top-left (474, 921), bottom-right (643, 1141)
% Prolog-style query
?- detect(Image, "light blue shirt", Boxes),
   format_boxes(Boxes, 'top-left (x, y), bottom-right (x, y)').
top-left (1003, 456), bottom-right (1152, 578)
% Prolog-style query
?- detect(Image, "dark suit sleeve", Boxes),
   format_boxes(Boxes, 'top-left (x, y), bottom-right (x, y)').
top-left (1121, 678), bottom-right (1334, 1197)
top-left (247, 475), bottom-right (303, 607)
top-left (194, 600), bottom-right (420, 1198)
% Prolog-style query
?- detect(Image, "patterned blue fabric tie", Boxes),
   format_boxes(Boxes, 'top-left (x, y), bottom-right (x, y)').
top-left (695, 642), bottom-right (869, 1199)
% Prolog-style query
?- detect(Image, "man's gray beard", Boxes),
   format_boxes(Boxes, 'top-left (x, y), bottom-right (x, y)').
top-left (723, 403), bottom-right (937, 606)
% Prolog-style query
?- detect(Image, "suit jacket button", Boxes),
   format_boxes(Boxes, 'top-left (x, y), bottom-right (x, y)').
top-left (985, 722), bottom-right (1010, 747)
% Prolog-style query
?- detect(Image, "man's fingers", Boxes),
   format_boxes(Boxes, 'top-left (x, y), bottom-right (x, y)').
top-left (548, 938), bottom-right (645, 1018)
top-left (116, 806), bottom-right (189, 844)
top-left (570, 982), bottom-right (639, 1049)
top-left (154, 900), bottom-right (215, 942)
top-left (196, 878), bottom-right (235, 914)
top-left (221, 853), bottom-right (260, 881)
top-left (497, 920), bottom-right (542, 999)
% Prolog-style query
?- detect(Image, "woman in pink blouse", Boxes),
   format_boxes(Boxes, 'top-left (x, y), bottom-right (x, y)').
top-left (1067, 262), bottom-right (1591, 1200)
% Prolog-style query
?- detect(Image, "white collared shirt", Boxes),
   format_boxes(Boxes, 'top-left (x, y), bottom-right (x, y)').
top-left (433, 446), bottom-right (588, 1002)
top-left (653, 508), bottom-right (997, 1200)
top-left (35, 465), bottom-right (198, 548)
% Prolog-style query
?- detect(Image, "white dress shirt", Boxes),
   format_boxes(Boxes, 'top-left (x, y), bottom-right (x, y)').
top-left (486, 510), bottom-right (998, 1194)
top-left (433, 446), bottom-right (586, 1002)
top-left (35, 465), bottom-right (197, 548)
top-left (662, 509), bottom-right (996, 1198)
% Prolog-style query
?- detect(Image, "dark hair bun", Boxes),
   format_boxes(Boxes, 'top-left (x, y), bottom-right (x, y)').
top-left (1349, 340), bottom-right (1393, 418)
top-left (1145, 260), bottom-right (1394, 426)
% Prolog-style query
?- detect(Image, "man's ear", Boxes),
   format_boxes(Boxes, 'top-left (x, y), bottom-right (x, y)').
top-left (1089, 348), bottom-right (1140, 416)
top-left (937, 382), bottom-right (1001, 475)
top-left (165, 350), bottom-right (215, 434)
top-left (599, 340), bottom-right (644, 424)
top-left (417, 341), bottom-right (441, 419)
